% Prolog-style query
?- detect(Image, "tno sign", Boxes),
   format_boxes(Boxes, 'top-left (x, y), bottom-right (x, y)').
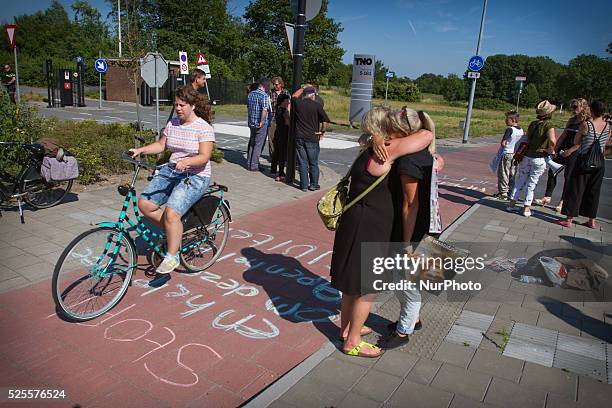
top-left (350, 54), bottom-right (375, 124)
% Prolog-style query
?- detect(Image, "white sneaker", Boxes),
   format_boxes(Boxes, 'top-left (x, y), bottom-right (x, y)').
top-left (156, 254), bottom-right (180, 274)
top-left (523, 207), bottom-right (532, 217)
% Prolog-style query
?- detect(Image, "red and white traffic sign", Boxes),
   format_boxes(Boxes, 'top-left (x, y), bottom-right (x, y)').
top-left (515, 76), bottom-right (527, 81)
top-left (197, 52), bottom-right (208, 65)
top-left (4, 24), bottom-right (16, 50)
top-left (179, 51), bottom-right (189, 75)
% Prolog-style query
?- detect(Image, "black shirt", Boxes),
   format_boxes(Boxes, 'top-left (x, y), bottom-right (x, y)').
top-left (292, 97), bottom-right (330, 142)
top-left (391, 149), bottom-right (433, 243)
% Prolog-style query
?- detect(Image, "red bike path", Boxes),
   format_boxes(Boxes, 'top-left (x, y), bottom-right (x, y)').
top-left (0, 144), bottom-right (498, 407)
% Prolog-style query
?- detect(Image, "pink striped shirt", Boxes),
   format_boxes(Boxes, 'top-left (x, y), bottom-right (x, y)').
top-left (164, 117), bottom-right (215, 177)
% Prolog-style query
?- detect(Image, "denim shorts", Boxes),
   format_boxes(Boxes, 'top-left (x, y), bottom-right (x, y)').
top-left (140, 165), bottom-right (210, 216)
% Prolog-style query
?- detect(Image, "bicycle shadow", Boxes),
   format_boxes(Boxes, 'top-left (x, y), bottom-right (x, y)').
top-left (239, 247), bottom-right (390, 344)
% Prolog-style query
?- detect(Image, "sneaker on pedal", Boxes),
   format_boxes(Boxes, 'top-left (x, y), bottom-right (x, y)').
top-left (156, 254), bottom-right (180, 274)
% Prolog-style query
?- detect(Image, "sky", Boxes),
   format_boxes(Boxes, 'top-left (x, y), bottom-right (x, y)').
top-left (1, 0), bottom-right (610, 78)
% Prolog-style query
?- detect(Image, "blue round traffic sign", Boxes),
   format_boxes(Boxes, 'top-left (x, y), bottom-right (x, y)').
top-left (180, 54), bottom-right (187, 62)
top-left (94, 58), bottom-right (107, 73)
top-left (468, 55), bottom-right (485, 72)
top-left (77, 56), bottom-right (83, 63)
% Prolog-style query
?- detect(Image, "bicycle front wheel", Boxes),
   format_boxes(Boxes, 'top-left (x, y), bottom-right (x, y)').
top-left (180, 203), bottom-right (230, 272)
top-left (52, 227), bottom-right (137, 321)
top-left (23, 178), bottom-right (73, 209)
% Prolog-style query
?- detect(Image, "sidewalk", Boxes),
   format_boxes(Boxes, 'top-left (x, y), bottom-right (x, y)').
top-left (253, 200), bottom-right (612, 408)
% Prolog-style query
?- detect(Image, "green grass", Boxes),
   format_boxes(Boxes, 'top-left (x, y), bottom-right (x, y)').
top-left (496, 327), bottom-right (511, 352)
top-left (214, 87), bottom-right (571, 138)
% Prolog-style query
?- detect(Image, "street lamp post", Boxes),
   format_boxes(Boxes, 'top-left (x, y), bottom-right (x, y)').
top-left (462, 0), bottom-right (488, 144)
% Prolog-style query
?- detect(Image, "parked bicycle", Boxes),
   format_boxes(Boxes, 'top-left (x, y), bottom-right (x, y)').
top-left (52, 151), bottom-right (231, 321)
top-left (0, 141), bottom-right (73, 223)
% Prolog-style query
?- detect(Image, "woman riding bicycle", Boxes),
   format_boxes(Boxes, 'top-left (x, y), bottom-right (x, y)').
top-left (129, 85), bottom-right (215, 274)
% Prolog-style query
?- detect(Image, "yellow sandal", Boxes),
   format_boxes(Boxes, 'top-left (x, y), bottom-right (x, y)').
top-left (343, 341), bottom-right (384, 358)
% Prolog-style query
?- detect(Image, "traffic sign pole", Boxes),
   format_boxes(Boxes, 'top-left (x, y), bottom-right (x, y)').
top-left (13, 45), bottom-right (20, 104)
top-left (155, 53), bottom-right (160, 139)
top-left (384, 76), bottom-right (390, 106)
top-left (98, 51), bottom-right (103, 109)
top-left (462, 0), bottom-right (488, 144)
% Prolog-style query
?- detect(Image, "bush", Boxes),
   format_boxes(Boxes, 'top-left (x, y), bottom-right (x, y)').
top-left (373, 81), bottom-right (421, 102)
top-left (473, 98), bottom-right (515, 111)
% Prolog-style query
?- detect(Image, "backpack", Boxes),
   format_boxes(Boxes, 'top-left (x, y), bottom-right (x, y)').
top-left (579, 121), bottom-right (606, 172)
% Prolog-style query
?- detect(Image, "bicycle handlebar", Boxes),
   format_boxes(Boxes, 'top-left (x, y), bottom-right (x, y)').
top-left (119, 151), bottom-right (161, 170)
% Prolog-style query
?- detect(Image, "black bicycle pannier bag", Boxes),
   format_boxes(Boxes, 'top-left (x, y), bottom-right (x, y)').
top-left (182, 195), bottom-right (221, 231)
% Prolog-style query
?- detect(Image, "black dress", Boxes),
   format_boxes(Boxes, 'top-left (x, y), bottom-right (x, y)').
top-left (390, 149), bottom-right (434, 243)
top-left (330, 150), bottom-right (396, 296)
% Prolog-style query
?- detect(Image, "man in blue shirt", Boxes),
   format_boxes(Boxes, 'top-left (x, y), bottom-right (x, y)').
top-left (246, 78), bottom-right (271, 171)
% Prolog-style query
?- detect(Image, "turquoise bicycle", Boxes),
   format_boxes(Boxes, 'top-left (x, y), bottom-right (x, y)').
top-left (52, 151), bottom-right (231, 321)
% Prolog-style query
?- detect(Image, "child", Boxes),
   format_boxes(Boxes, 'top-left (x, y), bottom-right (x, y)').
top-left (493, 111), bottom-right (524, 200)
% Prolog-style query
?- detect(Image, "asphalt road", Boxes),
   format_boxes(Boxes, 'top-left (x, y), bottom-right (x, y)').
top-left (32, 98), bottom-right (611, 222)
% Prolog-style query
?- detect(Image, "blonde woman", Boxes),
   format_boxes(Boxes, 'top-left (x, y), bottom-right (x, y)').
top-left (369, 107), bottom-right (438, 348)
top-left (534, 98), bottom-right (590, 212)
top-left (508, 100), bottom-right (557, 217)
top-left (330, 107), bottom-right (433, 358)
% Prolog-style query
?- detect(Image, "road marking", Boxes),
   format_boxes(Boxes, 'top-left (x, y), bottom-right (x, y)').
top-left (103, 116), bottom-right (125, 120)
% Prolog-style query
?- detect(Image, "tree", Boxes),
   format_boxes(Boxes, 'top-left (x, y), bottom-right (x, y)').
top-left (244, 0), bottom-right (343, 85)
top-left (557, 55), bottom-right (612, 104)
top-left (442, 74), bottom-right (465, 101)
top-left (415, 73), bottom-right (445, 94)
top-left (521, 83), bottom-right (540, 108)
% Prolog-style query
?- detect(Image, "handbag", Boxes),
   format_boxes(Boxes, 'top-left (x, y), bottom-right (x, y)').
top-left (579, 121), bottom-right (606, 172)
top-left (317, 151), bottom-right (389, 231)
top-left (40, 155), bottom-right (79, 182)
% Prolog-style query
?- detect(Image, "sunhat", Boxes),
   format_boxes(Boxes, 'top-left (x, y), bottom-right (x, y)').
top-left (536, 100), bottom-right (556, 116)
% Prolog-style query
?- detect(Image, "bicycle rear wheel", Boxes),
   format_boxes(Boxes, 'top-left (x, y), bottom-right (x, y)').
top-left (180, 204), bottom-right (230, 272)
top-left (23, 178), bottom-right (73, 209)
top-left (52, 227), bottom-right (137, 321)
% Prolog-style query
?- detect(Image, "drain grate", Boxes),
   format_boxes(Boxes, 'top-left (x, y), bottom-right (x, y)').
top-left (553, 349), bottom-right (607, 382)
top-left (511, 323), bottom-right (558, 346)
top-left (455, 310), bottom-right (494, 331)
top-left (556, 333), bottom-right (606, 361)
top-left (446, 325), bottom-right (485, 348)
top-left (503, 337), bottom-right (555, 367)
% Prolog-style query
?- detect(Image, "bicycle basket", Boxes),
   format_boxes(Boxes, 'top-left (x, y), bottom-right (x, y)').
top-left (182, 195), bottom-right (221, 231)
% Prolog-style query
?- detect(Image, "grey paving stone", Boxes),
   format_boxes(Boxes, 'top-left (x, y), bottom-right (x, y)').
top-left (0, 246), bottom-right (27, 258)
top-left (520, 362), bottom-right (577, 398)
top-left (576, 376), bottom-right (612, 406)
top-left (331, 349), bottom-right (379, 368)
top-left (464, 300), bottom-right (500, 316)
top-left (545, 393), bottom-right (589, 408)
top-left (405, 358), bottom-right (442, 385)
top-left (372, 349), bottom-right (418, 378)
top-left (580, 320), bottom-right (612, 343)
top-left (278, 377), bottom-right (347, 407)
top-left (536, 313), bottom-right (581, 336)
top-left (484, 377), bottom-right (546, 408)
top-left (495, 304), bottom-right (540, 325)
top-left (351, 369), bottom-right (403, 402)
top-left (0, 253), bottom-right (43, 270)
top-left (304, 357), bottom-right (367, 391)
top-left (14, 262), bottom-right (54, 282)
top-left (468, 348), bottom-right (524, 382)
top-left (0, 276), bottom-right (29, 293)
top-left (22, 241), bottom-right (64, 257)
top-left (509, 280), bottom-right (548, 296)
top-left (432, 341), bottom-right (476, 368)
top-left (484, 225), bottom-right (509, 233)
top-left (386, 379), bottom-right (453, 408)
top-left (521, 295), bottom-right (562, 315)
top-left (338, 392), bottom-right (380, 408)
top-left (449, 394), bottom-right (500, 408)
top-left (431, 363), bottom-right (491, 401)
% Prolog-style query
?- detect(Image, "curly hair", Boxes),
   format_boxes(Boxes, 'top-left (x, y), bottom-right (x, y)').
top-left (174, 85), bottom-right (213, 123)
top-left (568, 98), bottom-right (591, 124)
